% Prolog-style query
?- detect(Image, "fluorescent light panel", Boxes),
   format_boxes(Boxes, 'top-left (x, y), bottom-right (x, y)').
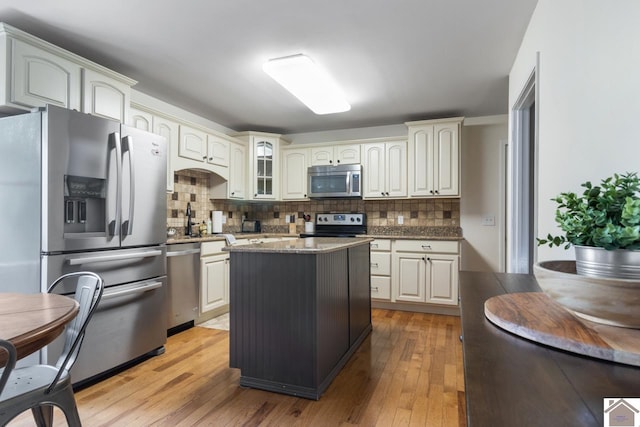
top-left (263, 54), bottom-right (350, 115)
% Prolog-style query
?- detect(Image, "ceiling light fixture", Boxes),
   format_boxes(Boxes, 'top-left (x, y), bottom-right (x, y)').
top-left (263, 54), bottom-right (351, 115)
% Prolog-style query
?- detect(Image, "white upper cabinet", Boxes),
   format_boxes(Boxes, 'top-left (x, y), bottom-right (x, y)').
top-left (234, 132), bottom-right (283, 200)
top-left (130, 107), bottom-right (153, 132)
top-left (178, 125), bottom-right (207, 162)
top-left (281, 147), bottom-right (310, 200)
top-left (310, 144), bottom-right (360, 166)
top-left (227, 142), bottom-right (247, 199)
top-left (82, 68), bottom-right (131, 122)
top-left (362, 140), bottom-right (407, 199)
top-left (153, 116), bottom-right (179, 193)
top-left (8, 38), bottom-right (81, 110)
top-left (0, 24), bottom-right (135, 119)
top-left (407, 118), bottom-right (462, 197)
top-left (206, 135), bottom-right (229, 167)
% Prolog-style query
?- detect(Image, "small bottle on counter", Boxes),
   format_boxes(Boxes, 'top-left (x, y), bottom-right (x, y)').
top-left (206, 216), bottom-right (212, 234)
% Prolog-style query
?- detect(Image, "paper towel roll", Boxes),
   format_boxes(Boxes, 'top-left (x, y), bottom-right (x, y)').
top-left (212, 211), bottom-right (223, 233)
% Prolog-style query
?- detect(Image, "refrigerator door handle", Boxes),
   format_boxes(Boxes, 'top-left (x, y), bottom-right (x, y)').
top-left (66, 249), bottom-right (163, 265)
top-left (108, 132), bottom-right (122, 237)
top-left (121, 135), bottom-right (136, 236)
top-left (102, 281), bottom-right (163, 301)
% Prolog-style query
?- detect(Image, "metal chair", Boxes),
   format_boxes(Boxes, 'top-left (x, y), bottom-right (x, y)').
top-left (0, 271), bottom-right (104, 426)
top-left (0, 340), bottom-right (17, 394)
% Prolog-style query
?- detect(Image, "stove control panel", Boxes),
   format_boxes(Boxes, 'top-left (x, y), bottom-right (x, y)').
top-left (315, 213), bottom-right (365, 225)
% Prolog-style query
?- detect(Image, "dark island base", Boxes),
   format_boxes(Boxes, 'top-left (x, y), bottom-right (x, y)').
top-left (229, 242), bottom-right (372, 400)
top-left (239, 325), bottom-right (372, 400)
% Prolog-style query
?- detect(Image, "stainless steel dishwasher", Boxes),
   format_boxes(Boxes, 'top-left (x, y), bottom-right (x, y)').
top-left (166, 242), bottom-right (201, 334)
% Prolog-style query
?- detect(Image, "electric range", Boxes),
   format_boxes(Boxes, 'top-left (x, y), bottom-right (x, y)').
top-left (300, 213), bottom-right (367, 238)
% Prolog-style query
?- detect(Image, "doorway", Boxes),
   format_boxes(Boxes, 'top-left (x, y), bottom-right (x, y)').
top-left (508, 62), bottom-right (538, 274)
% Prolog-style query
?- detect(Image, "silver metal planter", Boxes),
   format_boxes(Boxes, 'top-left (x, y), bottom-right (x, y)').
top-left (574, 245), bottom-right (640, 279)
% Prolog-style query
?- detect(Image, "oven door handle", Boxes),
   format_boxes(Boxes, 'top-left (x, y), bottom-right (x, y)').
top-left (102, 281), bottom-right (163, 301)
top-left (67, 249), bottom-right (163, 265)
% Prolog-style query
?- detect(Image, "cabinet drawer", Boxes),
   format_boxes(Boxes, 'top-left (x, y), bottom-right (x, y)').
top-left (370, 252), bottom-right (391, 276)
top-left (369, 239), bottom-right (391, 251)
top-left (370, 276), bottom-right (391, 300)
top-left (201, 240), bottom-right (227, 256)
top-left (394, 240), bottom-right (459, 254)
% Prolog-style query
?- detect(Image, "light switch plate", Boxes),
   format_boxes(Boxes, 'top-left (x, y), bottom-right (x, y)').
top-left (482, 215), bottom-right (495, 226)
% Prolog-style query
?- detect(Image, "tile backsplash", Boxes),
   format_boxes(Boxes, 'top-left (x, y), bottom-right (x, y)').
top-left (167, 170), bottom-right (460, 236)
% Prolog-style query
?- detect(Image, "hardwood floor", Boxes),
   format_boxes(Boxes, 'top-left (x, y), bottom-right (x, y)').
top-left (8, 309), bottom-right (466, 427)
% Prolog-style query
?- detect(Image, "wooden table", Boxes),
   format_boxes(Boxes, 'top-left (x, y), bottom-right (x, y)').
top-left (460, 271), bottom-right (640, 426)
top-left (0, 293), bottom-right (79, 363)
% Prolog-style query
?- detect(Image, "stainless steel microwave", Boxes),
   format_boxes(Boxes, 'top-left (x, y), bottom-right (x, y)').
top-left (307, 164), bottom-right (362, 198)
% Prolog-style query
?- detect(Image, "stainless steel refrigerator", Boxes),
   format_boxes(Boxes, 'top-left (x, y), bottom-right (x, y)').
top-left (0, 105), bottom-right (168, 384)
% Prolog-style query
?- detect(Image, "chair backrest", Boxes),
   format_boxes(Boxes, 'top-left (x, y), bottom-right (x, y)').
top-left (0, 339), bottom-right (17, 394)
top-left (47, 271), bottom-right (104, 392)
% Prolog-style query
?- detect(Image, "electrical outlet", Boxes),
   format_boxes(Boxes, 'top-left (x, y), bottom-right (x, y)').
top-left (398, 215), bottom-right (404, 225)
top-left (285, 215), bottom-right (290, 223)
top-left (222, 215), bottom-right (227, 224)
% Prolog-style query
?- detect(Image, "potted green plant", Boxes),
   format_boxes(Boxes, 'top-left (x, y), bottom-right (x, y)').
top-left (538, 171), bottom-right (640, 279)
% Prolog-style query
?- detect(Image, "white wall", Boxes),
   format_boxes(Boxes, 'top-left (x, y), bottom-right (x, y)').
top-left (509, 0), bottom-right (640, 262)
top-left (460, 117), bottom-right (508, 272)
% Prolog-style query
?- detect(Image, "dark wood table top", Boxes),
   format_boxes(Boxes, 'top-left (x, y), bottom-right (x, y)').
top-left (459, 271), bottom-right (640, 427)
top-left (0, 293), bottom-right (79, 363)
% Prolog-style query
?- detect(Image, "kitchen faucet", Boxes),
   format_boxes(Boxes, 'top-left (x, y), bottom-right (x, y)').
top-left (185, 202), bottom-right (194, 236)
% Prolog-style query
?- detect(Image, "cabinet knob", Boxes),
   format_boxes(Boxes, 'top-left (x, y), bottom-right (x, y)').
top-left (381, 192), bottom-right (385, 196)
top-left (434, 190), bottom-right (439, 194)
top-left (430, 190), bottom-right (434, 194)
top-left (209, 157), bottom-right (213, 161)
top-left (254, 193), bottom-right (258, 197)
top-left (422, 257), bottom-right (426, 261)
top-left (203, 156), bottom-right (207, 160)
top-left (385, 192), bottom-right (389, 196)
top-left (304, 194), bottom-right (307, 198)
top-left (371, 286), bottom-right (379, 292)
top-left (329, 160), bottom-right (333, 164)
top-left (336, 160), bottom-right (340, 163)
top-left (231, 192), bottom-right (235, 195)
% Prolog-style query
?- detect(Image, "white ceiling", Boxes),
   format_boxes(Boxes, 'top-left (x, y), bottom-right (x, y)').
top-left (0, 0), bottom-right (538, 134)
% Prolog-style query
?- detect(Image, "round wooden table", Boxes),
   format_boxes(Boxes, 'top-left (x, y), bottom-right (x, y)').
top-left (0, 293), bottom-right (79, 363)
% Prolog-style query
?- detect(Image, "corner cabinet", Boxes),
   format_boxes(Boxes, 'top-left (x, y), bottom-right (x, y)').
top-left (234, 132), bottom-right (285, 200)
top-left (361, 140), bottom-right (407, 199)
top-left (406, 117), bottom-right (462, 197)
top-left (281, 147), bottom-right (310, 200)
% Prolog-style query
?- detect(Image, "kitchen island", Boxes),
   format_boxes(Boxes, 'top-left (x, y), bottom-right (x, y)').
top-left (224, 237), bottom-right (373, 399)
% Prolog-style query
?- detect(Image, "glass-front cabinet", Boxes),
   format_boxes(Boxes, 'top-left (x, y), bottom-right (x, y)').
top-left (233, 131), bottom-right (284, 200)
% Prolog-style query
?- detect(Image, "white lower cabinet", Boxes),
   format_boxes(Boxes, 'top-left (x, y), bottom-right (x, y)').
top-left (199, 241), bottom-right (230, 320)
top-left (372, 238), bottom-right (460, 312)
top-left (369, 239), bottom-right (391, 301)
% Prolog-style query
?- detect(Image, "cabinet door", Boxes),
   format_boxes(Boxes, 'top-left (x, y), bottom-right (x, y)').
top-left (282, 148), bottom-right (309, 200)
top-left (228, 142), bottom-right (246, 199)
top-left (201, 254), bottom-right (229, 313)
top-left (393, 252), bottom-right (426, 303)
top-left (154, 116), bottom-right (179, 193)
top-left (10, 39), bottom-right (81, 110)
top-left (206, 135), bottom-right (230, 167)
top-left (82, 68), bottom-right (130, 122)
top-left (179, 125), bottom-right (207, 162)
top-left (385, 141), bottom-right (407, 198)
top-left (408, 125), bottom-right (434, 196)
top-left (252, 137), bottom-right (277, 199)
top-left (434, 123), bottom-right (460, 196)
top-left (426, 255), bottom-right (459, 305)
top-left (335, 144), bottom-right (361, 165)
top-left (362, 143), bottom-right (386, 198)
top-left (130, 107), bottom-right (153, 131)
top-left (310, 146), bottom-right (334, 166)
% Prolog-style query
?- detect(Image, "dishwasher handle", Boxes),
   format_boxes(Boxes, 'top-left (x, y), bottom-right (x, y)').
top-left (102, 281), bottom-right (163, 301)
top-left (166, 248), bottom-right (201, 257)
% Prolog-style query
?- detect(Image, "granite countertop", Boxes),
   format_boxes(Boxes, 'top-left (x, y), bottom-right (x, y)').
top-left (223, 237), bottom-right (373, 254)
top-left (166, 233), bottom-right (295, 244)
